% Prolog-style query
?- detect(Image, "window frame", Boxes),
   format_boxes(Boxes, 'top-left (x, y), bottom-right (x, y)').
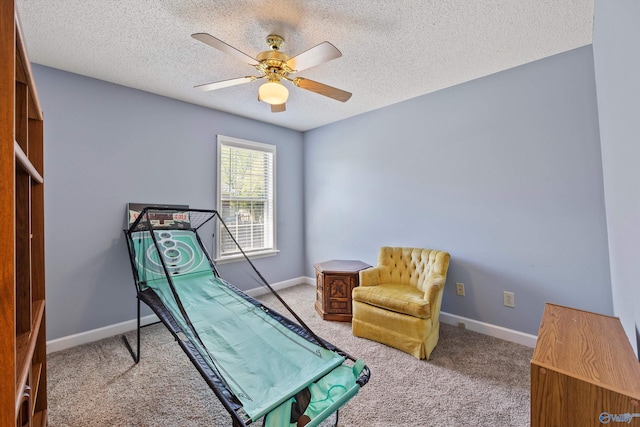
top-left (215, 135), bottom-right (278, 263)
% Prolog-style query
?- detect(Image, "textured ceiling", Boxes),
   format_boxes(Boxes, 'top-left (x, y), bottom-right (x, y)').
top-left (16, 0), bottom-right (594, 131)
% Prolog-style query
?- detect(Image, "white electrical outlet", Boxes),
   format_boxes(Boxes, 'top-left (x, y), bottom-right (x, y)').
top-left (504, 291), bottom-right (515, 308)
top-left (456, 282), bottom-right (465, 296)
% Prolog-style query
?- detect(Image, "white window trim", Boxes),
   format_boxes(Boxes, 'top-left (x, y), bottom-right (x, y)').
top-left (215, 135), bottom-right (278, 262)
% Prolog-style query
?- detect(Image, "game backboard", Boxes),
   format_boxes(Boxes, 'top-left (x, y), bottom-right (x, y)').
top-left (127, 203), bottom-right (190, 230)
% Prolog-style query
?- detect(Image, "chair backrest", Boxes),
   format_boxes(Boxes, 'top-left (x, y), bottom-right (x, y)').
top-left (377, 246), bottom-right (450, 293)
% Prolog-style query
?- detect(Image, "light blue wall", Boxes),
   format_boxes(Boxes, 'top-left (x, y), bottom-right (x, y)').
top-left (33, 65), bottom-right (305, 340)
top-left (593, 0), bottom-right (640, 352)
top-left (304, 46), bottom-right (611, 335)
top-left (35, 43), bottom-right (616, 342)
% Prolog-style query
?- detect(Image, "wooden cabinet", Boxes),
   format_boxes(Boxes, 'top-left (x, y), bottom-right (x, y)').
top-left (531, 303), bottom-right (640, 427)
top-left (314, 260), bottom-right (370, 322)
top-left (1, 3), bottom-right (47, 426)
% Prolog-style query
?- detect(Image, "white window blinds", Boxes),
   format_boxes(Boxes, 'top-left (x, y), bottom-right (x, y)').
top-left (216, 135), bottom-right (276, 260)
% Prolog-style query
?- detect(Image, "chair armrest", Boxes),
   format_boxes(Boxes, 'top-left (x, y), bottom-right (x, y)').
top-left (423, 277), bottom-right (446, 302)
top-left (359, 266), bottom-right (383, 286)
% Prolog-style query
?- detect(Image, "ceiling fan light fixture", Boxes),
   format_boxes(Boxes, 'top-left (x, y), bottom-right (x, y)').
top-left (193, 33), bottom-right (352, 111)
top-left (258, 80), bottom-right (289, 105)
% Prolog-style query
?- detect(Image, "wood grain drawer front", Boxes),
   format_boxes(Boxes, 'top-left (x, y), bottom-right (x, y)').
top-left (328, 300), bottom-right (349, 312)
top-left (315, 271), bottom-right (323, 299)
top-left (327, 275), bottom-right (353, 298)
top-left (325, 275), bottom-right (353, 313)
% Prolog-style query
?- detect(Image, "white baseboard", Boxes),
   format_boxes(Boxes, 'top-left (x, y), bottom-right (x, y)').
top-left (439, 312), bottom-right (538, 348)
top-left (46, 276), bottom-right (309, 354)
top-left (46, 314), bottom-right (161, 354)
top-left (47, 276), bottom-right (536, 353)
top-left (243, 276), bottom-right (313, 297)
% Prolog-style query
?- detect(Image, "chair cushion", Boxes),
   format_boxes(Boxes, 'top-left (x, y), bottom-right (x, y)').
top-left (352, 283), bottom-right (430, 319)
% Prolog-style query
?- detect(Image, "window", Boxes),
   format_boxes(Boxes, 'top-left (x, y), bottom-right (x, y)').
top-left (216, 135), bottom-right (277, 261)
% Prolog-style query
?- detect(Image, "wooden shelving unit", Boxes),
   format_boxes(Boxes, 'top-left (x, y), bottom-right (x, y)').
top-left (1, 2), bottom-right (47, 426)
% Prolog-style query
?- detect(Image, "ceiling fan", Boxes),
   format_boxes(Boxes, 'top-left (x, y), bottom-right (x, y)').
top-left (191, 33), bottom-right (352, 113)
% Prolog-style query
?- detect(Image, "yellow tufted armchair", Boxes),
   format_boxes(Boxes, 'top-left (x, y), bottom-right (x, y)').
top-left (352, 247), bottom-right (450, 360)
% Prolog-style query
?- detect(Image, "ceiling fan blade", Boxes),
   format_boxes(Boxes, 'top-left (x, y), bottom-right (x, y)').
top-left (271, 103), bottom-right (286, 113)
top-left (285, 41), bottom-right (342, 72)
top-left (293, 77), bottom-right (352, 102)
top-left (195, 76), bottom-right (257, 92)
top-left (192, 33), bottom-right (257, 65)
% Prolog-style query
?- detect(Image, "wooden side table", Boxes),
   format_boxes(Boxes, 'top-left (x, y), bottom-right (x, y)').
top-left (313, 260), bottom-right (371, 322)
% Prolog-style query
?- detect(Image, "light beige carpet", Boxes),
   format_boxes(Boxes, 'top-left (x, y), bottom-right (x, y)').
top-left (47, 284), bottom-right (532, 426)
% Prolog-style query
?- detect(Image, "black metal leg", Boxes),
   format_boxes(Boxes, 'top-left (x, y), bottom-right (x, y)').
top-left (122, 296), bottom-right (141, 363)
